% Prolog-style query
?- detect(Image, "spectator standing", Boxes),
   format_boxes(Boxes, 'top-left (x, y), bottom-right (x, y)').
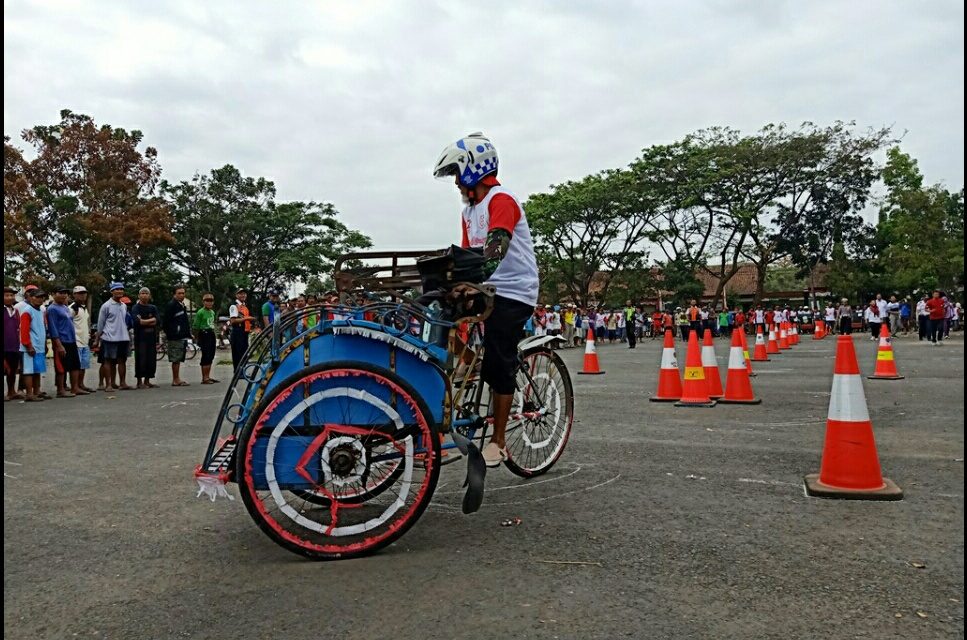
top-left (864, 300), bottom-right (882, 340)
top-left (96, 283), bottom-right (132, 391)
top-left (47, 286), bottom-right (85, 397)
top-left (925, 290), bottom-right (946, 345)
top-left (899, 298), bottom-right (912, 335)
top-left (193, 293), bottom-right (219, 384)
top-left (624, 302), bottom-right (637, 349)
top-left (943, 294), bottom-right (955, 338)
top-left (262, 289), bottom-right (282, 329)
top-left (875, 294), bottom-right (888, 326)
top-left (687, 300), bottom-right (701, 339)
top-left (18, 288), bottom-right (48, 401)
top-left (163, 285), bottom-right (192, 386)
top-left (837, 299), bottom-right (853, 335)
top-left (70, 286), bottom-right (96, 393)
top-left (886, 295), bottom-right (901, 336)
top-left (228, 288), bottom-right (253, 371)
top-left (916, 295), bottom-right (929, 340)
top-left (563, 304), bottom-right (576, 347)
top-left (4, 286), bottom-right (24, 401)
top-left (131, 287), bottom-right (160, 389)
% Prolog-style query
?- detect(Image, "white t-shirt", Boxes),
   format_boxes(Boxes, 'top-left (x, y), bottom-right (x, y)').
top-left (461, 185), bottom-right (539, 307)
top-left (754, 310), bottom-right (764, 323)
top-left (875, 299), bottom-right (888, 319)
top-left (825, 307), bottom-right (836, 321)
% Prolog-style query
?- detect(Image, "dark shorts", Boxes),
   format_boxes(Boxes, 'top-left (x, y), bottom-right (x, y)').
top-left (198, 330), bottom-right (216, 366)
top-left (167, 339), bottom-right (187, 363)
top-left (4, 351), bottom-right (20, 376)
top-left (54, 342), bottom-right (81, 373)
top-left (482, 296), bottom-right (533, 395)
top-left (101, 340), bottom-right (130, 362)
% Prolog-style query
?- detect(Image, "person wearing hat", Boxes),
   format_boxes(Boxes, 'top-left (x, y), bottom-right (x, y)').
top-left (95, 282), bottom-right (132, 391)
top-left (18, 287), bottom-right (48, 401)
top-left (4, 286), bottom-right (24, 401)
top-left (228, 287), bottom-right (253, 371)
top-left (132, 287), bottom-right (160, 388)
top-left (47, 286), bottom-right (86, 397)
top-left (70, 286), bottom-right (96, 393)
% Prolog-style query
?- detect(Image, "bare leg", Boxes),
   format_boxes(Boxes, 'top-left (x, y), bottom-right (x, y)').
top-left (490, 393), bottom-right (514, 448)
top-left (117, 361), bottom-right (128, 388)
top-left (106, 362), bottom-right (117, 390)
top-left (55, 371), bottom-right (67, 395)
top-left (172, 362), bottom-right (181, 385)
top-left (201, 364), bottom-right (212, 382)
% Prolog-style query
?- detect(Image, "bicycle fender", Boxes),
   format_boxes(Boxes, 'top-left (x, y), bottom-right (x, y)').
top-left (518, 334), bottom-right (566, 352)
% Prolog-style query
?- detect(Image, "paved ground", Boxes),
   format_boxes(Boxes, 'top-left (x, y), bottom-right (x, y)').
top-left (3, 334), bottom-right (964, 640)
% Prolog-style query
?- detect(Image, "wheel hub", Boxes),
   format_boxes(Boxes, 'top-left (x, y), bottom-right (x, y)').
top-left (329, 446), bottom-right (358, 476)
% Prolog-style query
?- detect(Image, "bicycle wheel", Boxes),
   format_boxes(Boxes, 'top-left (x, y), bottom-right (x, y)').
top-left (186, 342), bottom-right (198, 360)
top-left (503, 347), bottom-right (574, 478)
top-left (237, 361), bottom-right (439, 560)
top-left (155, 343), bottom-right (166, 361)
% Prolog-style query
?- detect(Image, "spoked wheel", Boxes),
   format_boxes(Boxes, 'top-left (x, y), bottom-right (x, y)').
top-left (186, 343), bottom-right (198, 360)
top-left (291, 435), bottom-right (404, 506)
top-left (237, 361), bottom-right (439, 560)
top-left (503, 348), bottom-right (574, 478)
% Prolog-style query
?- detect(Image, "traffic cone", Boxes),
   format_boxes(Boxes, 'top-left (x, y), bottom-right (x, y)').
top-left (790, 323), bottom-right (799, 345)
top-left (804, 336), bottom-right (903, 500)
top-left (766, 324), bottom-right (780, 354)
top-left (752, 326), bottom-right (770, 362)
top-left (701, 329), bottom-right (723, 399)
top-left (813, 319), bottom-right (824, 340)
top-left (778, 322), bottom-right (790, 350)
top-left (675, 330), bottom-right (716, 407)
top-left (650, 329), bottom-right (681, 402)
top-left (868, 323), bottom-right (904, 380)
top-left (720, 330), bottom-right (761, 404)
top-left (577, 327), bottom-right (605, 375)
top-left (738, 327), bottom-right (756, 377)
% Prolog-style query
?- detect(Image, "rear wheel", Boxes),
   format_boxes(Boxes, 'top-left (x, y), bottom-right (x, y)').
top-left (237, 361), bottom-right (439, 560)
top-left (503, 348), bottom-right (574, 478)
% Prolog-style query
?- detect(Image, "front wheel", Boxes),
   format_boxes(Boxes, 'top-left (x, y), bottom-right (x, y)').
top-left (503, 348), bottom-right (574, 478)
top-left (236, 361), bottom-right (439, 560)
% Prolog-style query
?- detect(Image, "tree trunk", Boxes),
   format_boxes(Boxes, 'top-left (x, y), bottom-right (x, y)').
top-left (751, 262), bottom-right (767, 308)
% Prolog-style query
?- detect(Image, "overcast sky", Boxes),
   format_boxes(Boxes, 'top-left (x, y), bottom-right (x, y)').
top-left (5, 0), bottom-right (964, 251)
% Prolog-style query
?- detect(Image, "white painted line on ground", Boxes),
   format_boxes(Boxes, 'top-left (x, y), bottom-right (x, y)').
top-left (738, 477), bottom-right (801, 488)
top-left (4, 460), bottom-right (23, 466)
top-left (435, 463), bottom-right (582, 495)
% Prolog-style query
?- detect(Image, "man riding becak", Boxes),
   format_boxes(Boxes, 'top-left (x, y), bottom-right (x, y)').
top-left (433, 132), bottom-right (539, 468)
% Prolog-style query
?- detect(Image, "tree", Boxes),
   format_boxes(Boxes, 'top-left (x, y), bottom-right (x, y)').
top-left (744, 122), bottom-right (893, 305)
top-left (525, 170), bottom-right (657, 306)
top-left (4, 110), bottom-right (173, 290)
top-left (875, 148), bottom-right (964, 295)
top-left (162, 165), bottom-right (372, 309)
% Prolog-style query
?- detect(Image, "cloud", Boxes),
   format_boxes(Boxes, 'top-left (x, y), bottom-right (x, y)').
top-left (4, 0), bottom-right (964, 252)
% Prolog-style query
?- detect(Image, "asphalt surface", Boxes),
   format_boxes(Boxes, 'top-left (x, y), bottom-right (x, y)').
top-left (4, 333), bottom-right (964, 640)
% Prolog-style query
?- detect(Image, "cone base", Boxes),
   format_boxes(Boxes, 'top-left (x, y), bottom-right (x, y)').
top-left (649, 396), bottom-right (679, 402)
top-left (674, 400), bottom-right (717, 407)
top-left (577, 371), bottom-right (606, 375)
top-left (867, 374), bottom-right (904, 380)
top-left (751, 357), bottom-right (770, 362)
top-left (803, 474), bottom-right (903, 501)
top-left (718, 397), bottom-right (762, 405)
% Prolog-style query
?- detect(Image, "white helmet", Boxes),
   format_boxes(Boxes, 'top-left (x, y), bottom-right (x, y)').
top-left (433, 132), bottom-right (498, 188)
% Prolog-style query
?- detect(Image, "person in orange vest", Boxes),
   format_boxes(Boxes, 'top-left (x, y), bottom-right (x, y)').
top-left (228, 287), bottom-right (253, 371)
top-left (687, 300), bottom-right (702, 340)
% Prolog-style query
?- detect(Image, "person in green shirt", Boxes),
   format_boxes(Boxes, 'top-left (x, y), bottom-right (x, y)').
top-left (193, 293), bottom-right (219, 384)
top-left (624, 302), bottom-right (637, 349)
top-left (718, 310), bottom-right (729, 338)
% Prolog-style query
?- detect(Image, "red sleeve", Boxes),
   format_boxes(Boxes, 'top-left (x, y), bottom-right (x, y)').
top-left (487, 194), bottom-right (521, 234)
top-left (20, 312), bottom-right (31, 347)
top-left (460, 217), bottom-right (470, 248)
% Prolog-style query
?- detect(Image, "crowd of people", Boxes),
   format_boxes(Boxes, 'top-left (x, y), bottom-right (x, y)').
top-left (2, 282), bottom-right (353, 403)
top-left (524, 292), bottom-right (963, 349)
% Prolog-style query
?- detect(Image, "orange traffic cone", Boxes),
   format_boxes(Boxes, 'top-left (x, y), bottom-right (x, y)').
top-left (675, 330), bottom-right (716, 407)
top-left (790, 323), bottom-right (799, 345)
top-left (804, 336), bottom-right (903, 500)
top-left (752, 325), bottom-right (770, 362)
top-left (868, 323), bottom-right (904, 380)
top-left (577, 327), bottom-right (605, 375)
top-left (701, 329), bottom-right (723, 399)
top-left (766, 324), bottom-right (780, 354)
top-left (650, 329), bottom-right (681, 402)
top-left (720, 330), bottom-right (761, 404)
top-left (778, 322), bottom-right (790, 349)
top-left (738, 327), bottom-right (756, 377)
top-left (813, 319), bottom-right (824, 340)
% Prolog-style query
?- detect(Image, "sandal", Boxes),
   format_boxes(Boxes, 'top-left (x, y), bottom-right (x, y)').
top-left (172, 381), bottom-right (190, 387)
